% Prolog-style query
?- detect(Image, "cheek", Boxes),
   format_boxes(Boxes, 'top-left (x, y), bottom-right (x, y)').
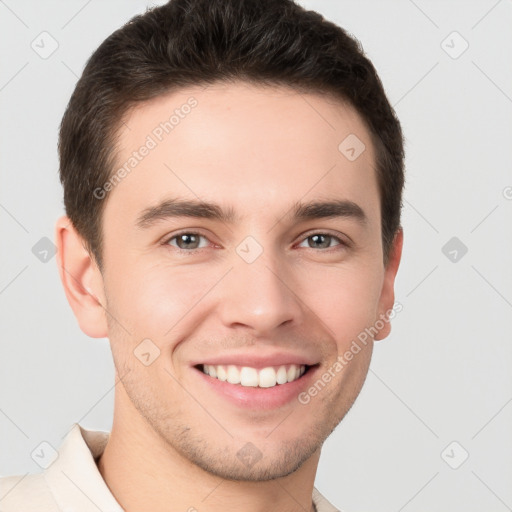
top-left (105, 250), bottom-right (384, 357)
top-left (107, 261), bottom-right (216, 339)
top-left (302, 264), bottom-right (383, 346)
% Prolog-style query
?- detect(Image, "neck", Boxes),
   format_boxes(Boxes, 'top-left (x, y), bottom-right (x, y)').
top-left (97, 389), bottom-right (321, 512)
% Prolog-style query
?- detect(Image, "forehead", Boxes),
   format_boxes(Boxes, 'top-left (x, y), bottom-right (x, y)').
top-left (106, 81), bottom-right (379, 226)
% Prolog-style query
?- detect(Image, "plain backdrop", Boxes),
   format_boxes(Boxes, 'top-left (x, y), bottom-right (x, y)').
top-left (1, 1), bottom-right (511, 511)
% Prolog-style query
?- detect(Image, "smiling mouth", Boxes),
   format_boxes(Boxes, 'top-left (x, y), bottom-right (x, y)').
top-left (195, 363), bottom-right (313, 388)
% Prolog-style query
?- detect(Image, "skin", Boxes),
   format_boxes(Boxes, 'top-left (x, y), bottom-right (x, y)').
top-left (55, 81), bottom-right (403, 512)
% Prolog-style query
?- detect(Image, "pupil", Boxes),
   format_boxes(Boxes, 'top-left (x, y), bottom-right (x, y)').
top-left (311, 234), bottom-right (329, 248)
top-left (179, 234), bottom-right (197, 248)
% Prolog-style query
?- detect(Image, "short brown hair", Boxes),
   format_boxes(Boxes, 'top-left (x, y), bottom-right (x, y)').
top-left (58, 0), bottom-right (405, 270)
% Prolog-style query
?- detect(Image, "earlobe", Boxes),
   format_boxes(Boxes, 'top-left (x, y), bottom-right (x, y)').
top-left (54, 215), bottom-right (108, 338)
top-left (374, 228), bottom-right (403, 341)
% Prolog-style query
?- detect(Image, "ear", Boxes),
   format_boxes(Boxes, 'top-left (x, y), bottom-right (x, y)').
top-left (55, 215), bottom-right (108, 338)
top-left (374, 228), bottom-right (403, 341)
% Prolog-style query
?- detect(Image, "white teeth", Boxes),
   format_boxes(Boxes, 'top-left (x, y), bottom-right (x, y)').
top-left (240, 367), bottom-right (259, 387)
top-left (201, 364), bottom-right (307, 388)
top-left (259, 367), bottom-right (277, 388)
top-left (227, 365), bottom-right (241, 384)
top-left (216, 365), bottom-right (227, 381)
top-left (276, 366), bottom-right (288, 384)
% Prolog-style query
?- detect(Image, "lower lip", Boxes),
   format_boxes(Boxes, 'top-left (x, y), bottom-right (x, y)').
top-left (193, 365), bottom-right (320, 410)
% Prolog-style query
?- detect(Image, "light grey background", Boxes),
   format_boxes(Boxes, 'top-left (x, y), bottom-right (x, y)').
top-left (1, 1), bottom-right (511, 511)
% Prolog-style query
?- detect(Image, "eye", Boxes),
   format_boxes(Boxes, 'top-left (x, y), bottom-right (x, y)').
top-left (165, 232), bottom-right (210, 250)
top-left (297, 233), bottom-right (345, 250)
top-left (162, 231), bottom-right (348, 253)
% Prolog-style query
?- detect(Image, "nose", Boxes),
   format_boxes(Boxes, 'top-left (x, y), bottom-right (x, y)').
top-left (216, 250), bottom-right (304, 336)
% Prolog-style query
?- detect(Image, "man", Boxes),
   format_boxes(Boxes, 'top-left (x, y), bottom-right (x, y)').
top-left (0, 0), bottom-right (404, 510)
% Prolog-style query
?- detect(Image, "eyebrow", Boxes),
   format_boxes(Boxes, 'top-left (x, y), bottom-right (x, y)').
top-left (135, 197), bottom-right (367, 229)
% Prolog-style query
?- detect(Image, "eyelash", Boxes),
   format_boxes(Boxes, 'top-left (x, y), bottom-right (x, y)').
top-left (162, 230), bottom-right (349, 254)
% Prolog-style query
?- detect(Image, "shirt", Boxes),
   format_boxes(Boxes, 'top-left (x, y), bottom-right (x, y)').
top-left (0, 424), bottom-right (340, 511)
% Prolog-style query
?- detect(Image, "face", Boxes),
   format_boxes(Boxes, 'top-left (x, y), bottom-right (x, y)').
top-left (88, 82), bottom-right (400, 480)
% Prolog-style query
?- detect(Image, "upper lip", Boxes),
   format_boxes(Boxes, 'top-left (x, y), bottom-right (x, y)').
top-left (192, 352), bottom-right (319, 369)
